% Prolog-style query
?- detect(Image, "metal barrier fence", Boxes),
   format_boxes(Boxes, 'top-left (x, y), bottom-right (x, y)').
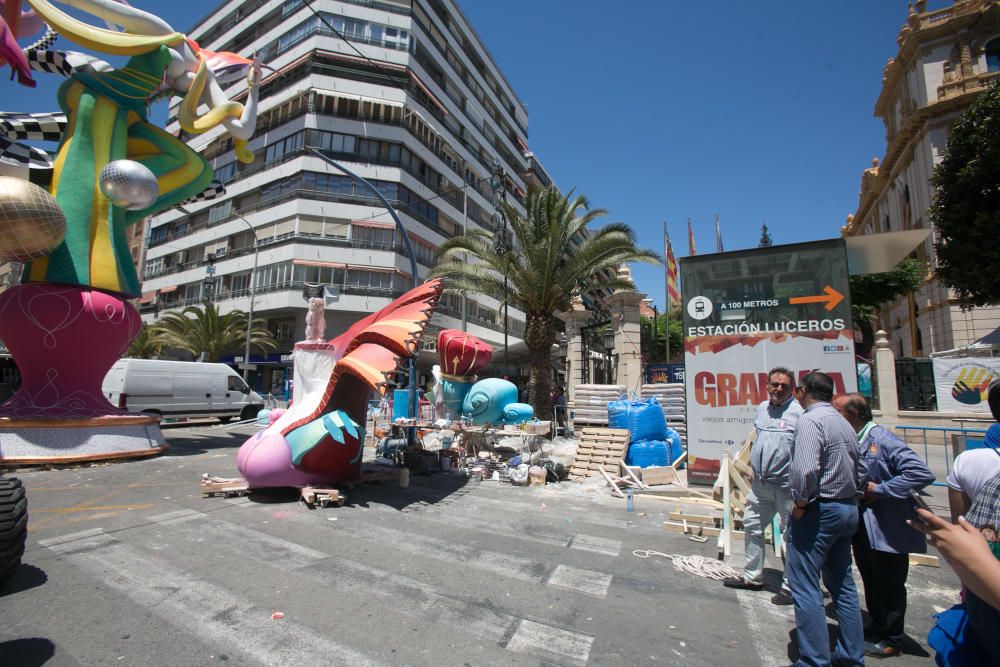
top-left (895, 425), bottom-right (990, 487)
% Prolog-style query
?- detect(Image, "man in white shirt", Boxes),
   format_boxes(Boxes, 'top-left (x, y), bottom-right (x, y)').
top-left (948, 379), bottom-right (1000, 522)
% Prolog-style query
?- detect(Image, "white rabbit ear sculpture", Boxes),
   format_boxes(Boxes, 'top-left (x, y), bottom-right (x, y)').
top-left (304, 296), bottom-right (326, 342)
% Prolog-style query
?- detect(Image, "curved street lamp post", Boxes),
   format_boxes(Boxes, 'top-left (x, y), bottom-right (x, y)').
top-left (307, 147), bottom-right (421, 438)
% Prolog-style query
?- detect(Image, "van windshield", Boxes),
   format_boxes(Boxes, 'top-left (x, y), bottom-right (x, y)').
top-left (227, 376), bottom-right (249, 393)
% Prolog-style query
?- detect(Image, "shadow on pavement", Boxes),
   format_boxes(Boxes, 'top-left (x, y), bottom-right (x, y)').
top-left (0, 563), bottom-right (47, 597)
top-left (240, 470), bottom-right (475, 512)
top-left (0, 638), bottom-right (55, 666)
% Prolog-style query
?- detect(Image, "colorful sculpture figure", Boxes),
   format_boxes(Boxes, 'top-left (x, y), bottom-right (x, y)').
top-left (430, 329), bottom-right (533, 426)
top-left (0, 0), bottom-right (264, 461)
top-left (237, 280), bottom-right (442, 487)
top-left (461, 377), bottom-right (534, 426)
top-left (432, 329), bottom-right (493, 421)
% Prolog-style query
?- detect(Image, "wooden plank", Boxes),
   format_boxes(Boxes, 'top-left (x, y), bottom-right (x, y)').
top-left (668, 510), bottom-right (718, 525)
top-left (640, 466), bottom-right (681, 487)
top-left (909, 553), bottom-right (940, 568)
top-left (619, 461), bottom-right (648, 490)
top-left (598, 466), bottom-right (625, 498)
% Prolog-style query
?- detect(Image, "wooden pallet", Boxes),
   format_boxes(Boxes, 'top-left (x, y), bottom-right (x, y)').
top-left (200, 476), bottom-right (250, 498)
top-left (300, 487), bottom-right (345, 509)
top-left (569, 428), bottom-right (629, 480)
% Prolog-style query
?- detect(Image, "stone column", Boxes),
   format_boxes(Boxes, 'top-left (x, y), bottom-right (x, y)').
top-left (560, 297), bottom-right (591, 405)
top-left (874, 329), bottom-right (899, 421)
top-left (606, 290), bottom-right (645, 393)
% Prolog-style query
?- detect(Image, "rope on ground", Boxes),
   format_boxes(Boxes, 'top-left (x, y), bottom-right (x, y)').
top-left (632, 549), bottom-right (741, 580)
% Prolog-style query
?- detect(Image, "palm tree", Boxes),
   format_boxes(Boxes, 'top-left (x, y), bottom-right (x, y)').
top-left (431, 186), bottom-right (660, 417)
top-left (126, 323), bottom-right (162, 359)
top-left (150, 302), bottom-right (278, 363)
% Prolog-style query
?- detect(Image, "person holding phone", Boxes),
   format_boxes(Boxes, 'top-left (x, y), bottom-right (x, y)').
top-left (911, 473), bottom-right (1000, 663)
top-left (834, 393), bottom-right (935, 659)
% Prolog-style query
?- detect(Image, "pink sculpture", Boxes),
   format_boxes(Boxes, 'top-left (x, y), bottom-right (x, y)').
top-left (237, 279), bottom-right (442, 487)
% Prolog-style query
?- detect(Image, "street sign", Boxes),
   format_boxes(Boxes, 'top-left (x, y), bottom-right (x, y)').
top-left (238, 363), bottom-right (257, 371)
top-left (679, 238), bottom-right (858, 484)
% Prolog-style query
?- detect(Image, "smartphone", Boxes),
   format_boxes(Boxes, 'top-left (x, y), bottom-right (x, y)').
top-left (909, 489), bottom-right (931, 511)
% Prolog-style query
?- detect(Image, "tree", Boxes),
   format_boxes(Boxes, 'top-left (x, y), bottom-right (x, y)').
top-left (431, 186), bottom-right (660, 416)
top-left (930, 80), bottom-right (1000, 307)
top-left (641, 308), bottom-right (683, 363)
top-left (849, 258), bottom-right (924, 359)
top-left (126, 323), bottom-right (162, 359)
top-left (150, 302), bottom-right (278, 363)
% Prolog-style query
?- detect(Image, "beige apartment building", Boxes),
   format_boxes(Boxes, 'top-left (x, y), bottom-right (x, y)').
top-left (843, 0), bottom-right (1000, 356)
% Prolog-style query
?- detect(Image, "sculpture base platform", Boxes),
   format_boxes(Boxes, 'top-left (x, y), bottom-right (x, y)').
top-left (0, 414), bottom-right (167, 465)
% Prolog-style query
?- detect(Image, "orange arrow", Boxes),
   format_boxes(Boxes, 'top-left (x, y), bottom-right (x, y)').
top-left (789, 285), bottom-right (844, 311)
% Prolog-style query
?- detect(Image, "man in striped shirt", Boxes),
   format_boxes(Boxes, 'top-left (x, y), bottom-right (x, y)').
top-left (787, 372), bottom-right (865, 667)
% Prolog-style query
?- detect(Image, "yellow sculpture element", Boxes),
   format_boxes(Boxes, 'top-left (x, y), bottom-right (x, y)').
top-left (20, 0), bottom-right (262, 296)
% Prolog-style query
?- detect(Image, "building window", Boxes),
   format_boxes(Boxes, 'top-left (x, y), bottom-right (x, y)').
top-left (207, 200), bottom-right (233, 225)
top-left (987, 39), bottom-right (1000, 72)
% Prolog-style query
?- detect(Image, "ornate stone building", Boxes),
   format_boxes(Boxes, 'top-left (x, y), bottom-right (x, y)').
top-left (843, 0), bottom-right (1000, 356)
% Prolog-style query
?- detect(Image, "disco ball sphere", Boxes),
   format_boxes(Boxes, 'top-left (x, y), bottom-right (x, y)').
top-left (0, 176), bottom-right (67, 262)
top-left (99, 160), bottom-right (159, 211)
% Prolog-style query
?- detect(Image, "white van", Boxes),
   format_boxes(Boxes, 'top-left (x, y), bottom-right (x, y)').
top-left (103, 359), bottom-right (265, 423)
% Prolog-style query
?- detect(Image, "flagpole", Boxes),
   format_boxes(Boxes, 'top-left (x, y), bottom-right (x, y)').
top-left (663, 220), bottom-right (670, 363)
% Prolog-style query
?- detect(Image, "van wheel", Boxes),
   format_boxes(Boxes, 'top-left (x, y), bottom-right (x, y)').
top-left (0, 477), bottom-right (28, 583)
top-left (241, 405), bottom-right (260, 421)
top-left (217, 416), bottom-right (233, 424)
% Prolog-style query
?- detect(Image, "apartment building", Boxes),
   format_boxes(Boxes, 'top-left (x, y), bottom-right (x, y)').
top-left (843, 0), bottom-right (1000, 356)
top-left (141, 0), bottom-right (538, 393)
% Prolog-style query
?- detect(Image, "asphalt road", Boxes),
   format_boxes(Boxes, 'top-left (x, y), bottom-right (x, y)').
top-left (1, 424), bottom-right (960, 666)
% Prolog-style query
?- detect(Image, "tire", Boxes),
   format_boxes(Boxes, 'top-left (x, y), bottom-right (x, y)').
top-left (0, 477), bottom-right (28, 583)
top-left (217, 416), bottom-right (233, 424)
top-left (241, 405), bottom-right (261, 421)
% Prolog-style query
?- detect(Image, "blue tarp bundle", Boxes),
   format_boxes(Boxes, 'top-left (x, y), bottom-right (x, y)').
top-left (608, 396), bottom-right (668, 443)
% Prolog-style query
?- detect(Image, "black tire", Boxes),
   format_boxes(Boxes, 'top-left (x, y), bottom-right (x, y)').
top-left (0, 477), bottom-right (27, 583)
top-left (217, 416), bottom-right (233, 424)
top-left (241, 405), bottom-right (262, 421)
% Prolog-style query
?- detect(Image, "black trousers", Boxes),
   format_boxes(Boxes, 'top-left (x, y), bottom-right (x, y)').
top-left (851, 510), bottom-right (910, 645)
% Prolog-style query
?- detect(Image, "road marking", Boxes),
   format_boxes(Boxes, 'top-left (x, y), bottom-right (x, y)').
top-left (735, 588), bottom-right (793, 666)
top-left (37, 527), bottom-right (106, 547)
top-left (505, 619), bottom-right (593, 666)
top-left (43, 537), bottom-right (384, 666)
top-left (144, 508), bottom-right (329, 570)
top-left (547, 564), bottom-right (613, 597)
top-left (441, 494), bottom-right (629, 530)
top-left (569, 534), bottom-right (622, 557)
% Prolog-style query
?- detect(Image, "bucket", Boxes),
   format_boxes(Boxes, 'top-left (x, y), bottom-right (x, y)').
top-left (440, 453), bottom-right (452, 472)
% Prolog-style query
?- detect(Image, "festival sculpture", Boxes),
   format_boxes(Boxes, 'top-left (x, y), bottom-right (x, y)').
top-left (0, 0), bottom-right (264, 461)
top-left (237, 281), bottom-right (443, 487)
top-left (432, 329), bottom-right (533, 426)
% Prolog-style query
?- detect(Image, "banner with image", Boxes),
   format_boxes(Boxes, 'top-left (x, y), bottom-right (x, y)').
top-left (932, 358), bottom-right (1000, 414)
top-left (680, 239), bottom-right (858, 483)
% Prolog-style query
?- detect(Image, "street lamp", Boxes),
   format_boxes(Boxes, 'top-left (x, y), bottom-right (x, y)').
top-left (307, 146), bottom-right (421, 439)
top-left (489, 159), bottom-right (509, 378)
top-left (178, 205), bottom-right (260, 385)
top-left (236, 215), bottom-right (260, 385)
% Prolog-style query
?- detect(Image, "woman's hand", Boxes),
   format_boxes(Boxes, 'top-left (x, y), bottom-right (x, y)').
top-left (909, 508), bottom-right (999, 607)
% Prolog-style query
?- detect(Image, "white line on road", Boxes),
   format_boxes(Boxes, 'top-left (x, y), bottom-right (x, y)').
top-left (569, 534), bottom-right (622, 557)
top-left (43, 537), bottom-right (384, 666)
top-left (546, 564), bottom-right (613, 598)
top-left (505, 619), bottom-right (594, 666)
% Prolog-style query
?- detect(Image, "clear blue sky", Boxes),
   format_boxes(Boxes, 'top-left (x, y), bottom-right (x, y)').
top-left (5, 1), bottom-right (943, 309)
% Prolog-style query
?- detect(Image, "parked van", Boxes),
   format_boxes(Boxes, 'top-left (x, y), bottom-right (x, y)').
top-left (103, 359), bottom-right (265, 423)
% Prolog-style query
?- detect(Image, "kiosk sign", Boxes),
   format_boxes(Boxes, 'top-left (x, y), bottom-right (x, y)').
top-left (680, 239), bottom-right (857, 483)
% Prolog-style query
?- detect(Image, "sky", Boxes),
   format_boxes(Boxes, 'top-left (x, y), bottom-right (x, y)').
top-left (4, 0), bottom-right (947, 309)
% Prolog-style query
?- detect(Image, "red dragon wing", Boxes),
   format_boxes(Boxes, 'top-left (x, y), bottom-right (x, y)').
top-left (330, 278), bottom-right (442, 361)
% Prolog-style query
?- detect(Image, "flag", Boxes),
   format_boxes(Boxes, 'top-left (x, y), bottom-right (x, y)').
top-left (687, 218), bottom-right (696, 256)
top-left (665, 230), bottom-right (680, 309)
top-left (715, 214), bottom-right (724, 253)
